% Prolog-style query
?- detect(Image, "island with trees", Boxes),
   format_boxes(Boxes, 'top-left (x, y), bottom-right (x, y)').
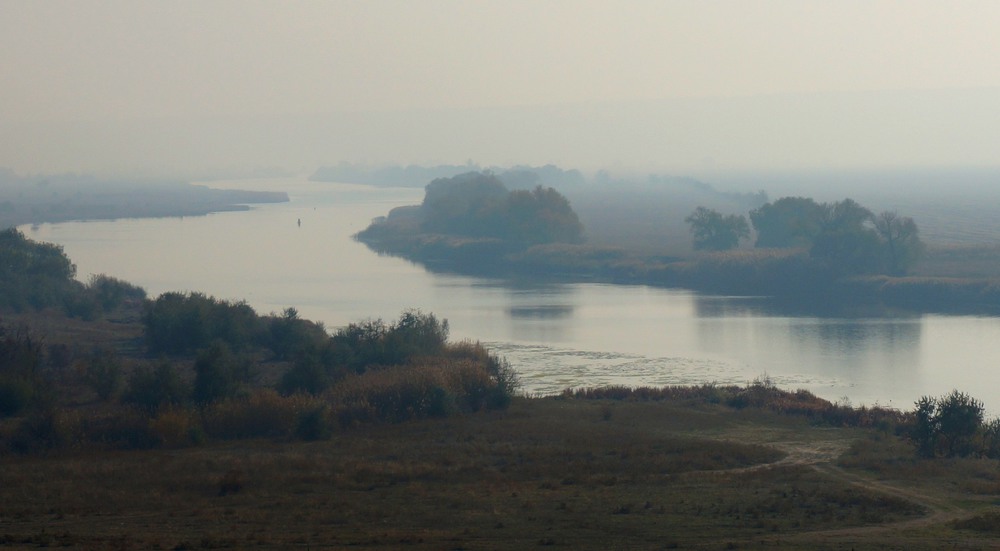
top-left (356, 170), bottom-right (1000, 314)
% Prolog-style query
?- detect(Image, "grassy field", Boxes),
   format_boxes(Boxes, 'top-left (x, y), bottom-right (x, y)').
top-left (2, 395), bottom-right (999, 550)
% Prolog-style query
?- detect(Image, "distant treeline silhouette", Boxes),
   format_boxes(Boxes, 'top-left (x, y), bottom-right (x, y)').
top-left (355, 173), bottom-right (997, 313)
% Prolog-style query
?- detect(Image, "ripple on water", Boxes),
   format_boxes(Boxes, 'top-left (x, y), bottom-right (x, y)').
top-left (483, 341), bottom-right (779, 396)
top-left (484, 342), bottom-right (841, 396)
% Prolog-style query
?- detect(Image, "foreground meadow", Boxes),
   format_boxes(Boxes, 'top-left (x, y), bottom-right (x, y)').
top-left (3, 395), bottom-right (999, 550)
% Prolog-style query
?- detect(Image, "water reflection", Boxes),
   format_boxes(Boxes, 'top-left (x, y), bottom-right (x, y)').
top-left (508, 305), bottom-right (574, 319)
top-left (692, 293), bottom-right (924, 408)
top-left (692, 294), bottom-right (923, 319)
top-left (503, 283), bottom-right (577, 342)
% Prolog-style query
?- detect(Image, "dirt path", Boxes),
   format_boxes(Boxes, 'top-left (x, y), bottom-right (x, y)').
top-left (754, 439), bottom-right (982, 546)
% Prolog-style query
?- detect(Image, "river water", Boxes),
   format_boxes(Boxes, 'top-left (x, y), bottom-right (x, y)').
top-left (22, 177), bottom-right (1000, 413)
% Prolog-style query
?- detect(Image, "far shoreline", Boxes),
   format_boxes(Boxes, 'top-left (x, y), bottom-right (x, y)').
top-left (0, 177), bottom-right (289, 230)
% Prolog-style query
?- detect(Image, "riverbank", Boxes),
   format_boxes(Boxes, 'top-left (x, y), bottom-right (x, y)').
top-left (0, 174), bottom-right (288, 229)
top-left (356, 224), bottom-right (1000, 315)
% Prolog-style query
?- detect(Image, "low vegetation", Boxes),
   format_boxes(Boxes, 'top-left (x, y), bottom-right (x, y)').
top-left (3, 376), bottom-right (1000, 548)
top-left (0, 307), bottom-right (517, 455)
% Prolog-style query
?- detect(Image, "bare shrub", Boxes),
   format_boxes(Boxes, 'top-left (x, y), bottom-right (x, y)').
top-left (201, 389), bottom-right (318, 440)
top-left (149, 407), bottom-right (203, 448)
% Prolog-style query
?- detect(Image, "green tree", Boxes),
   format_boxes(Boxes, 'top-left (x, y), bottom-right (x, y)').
top-left (418, 172), bottom-right (583, 246)
top-left (749, 196), bottom-right (826, 248)
top-left (83, 349), bottom-right (124, 402)
top-left (143, 292), bottom-right (263, 354)
top-left (420, 172), bottom-right (507, 236)
top-left (193, 341), bottom-right (246, 405)
top-left (809, 199), bottom-right (881, 275)
top-left (911, 390), bottom-right (986, 458)
top-left (0, 228), bottom-right (78, 312)
top-left (267, 307), bottom-right (328, 361)
top-left (331, 318), bottom-right (390, 373)
top-left (503, 186), bottom-right (583, 245)
top-left (936, 390), bottom-right (984, 457)
top-left (123, 363), bottom-right (188, 414)
top-left (87, 274), bottom-right (147, 311)
top-left (684, 206), bottom-right (750, 251)
top-left (384, 310), bottom-right (449, 363)
top-left (330, 310), bottom-right (450, 373)
top-left (913, 395), bottom-right (938, 458)
top-left (873, 211), bottom-right (923, 276)
top-left (278, 354), bottom-right (330, 395)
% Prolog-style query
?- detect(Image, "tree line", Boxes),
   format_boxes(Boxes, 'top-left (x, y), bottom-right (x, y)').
top-left (0, 229), bottom-right (518, 451)
top-left (0, 228), bottom-right (146, 317)
top-left (1, 299), bottom-right (518, 453)
top-left (420, 172), bottom-right (583, 246)
top-left (685, 196), bottom-right (924, 276)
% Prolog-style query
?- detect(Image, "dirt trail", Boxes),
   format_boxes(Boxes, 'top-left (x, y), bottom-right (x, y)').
top-left (755, 439), bottom-right (978, 544)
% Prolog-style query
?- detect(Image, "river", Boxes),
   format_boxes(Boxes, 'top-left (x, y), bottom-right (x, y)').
top-left (22, 176), bottom-right (1000, 413)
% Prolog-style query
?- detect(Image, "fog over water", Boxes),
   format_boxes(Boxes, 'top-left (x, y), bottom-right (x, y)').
top-left (23, 177), bottom-right (1000, 415)
top-left (5, 3), bottom-right (1000, 177)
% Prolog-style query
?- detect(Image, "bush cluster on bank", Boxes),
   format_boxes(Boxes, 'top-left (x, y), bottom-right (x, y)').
top-left (0, 228), bottom-right (146, 319)
top-left (0, 301), bottom-right (520, 454)
top-left (563, 378), bottom-right (1000, 460)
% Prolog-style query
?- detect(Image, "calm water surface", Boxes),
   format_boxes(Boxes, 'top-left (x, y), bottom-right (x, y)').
top-left (23, 177), bottom-right (1000, 413)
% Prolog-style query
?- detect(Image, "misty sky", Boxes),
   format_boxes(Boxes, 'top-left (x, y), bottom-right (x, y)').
top-left (4, 1), bottom-right (1000, 176)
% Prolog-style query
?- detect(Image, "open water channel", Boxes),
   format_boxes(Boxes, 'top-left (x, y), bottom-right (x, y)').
top-left (22, 176), bottom-right (1000, 414)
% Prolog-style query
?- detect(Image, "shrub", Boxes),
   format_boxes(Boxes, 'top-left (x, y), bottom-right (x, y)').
top-left (0, 323), bottom-right (45, 416)
top-left (0, 376), bottom-right (35, 417)
top-left (76, 407), bottom-right (158, 450)
top-left (193, 341), bottom-right (248, 405)
top-left (201, 390), bottom-right (317, 440)
top-left (9, 408), bottom-right (73, 453)
top-left (446, 340), bottom-right (520, 407)
top-left (330, 310), bottom-right (450, 373)
top-left (266, 307), bottom-right (328, 361)
top-left (278, 355), bottom-right (330, 396)
top-left (143, 292), bottom-right (263, 355)
top-left (122, 363), bottom-right (188, 414)
top-left (295, 405), bottom-right (333, 441)
top-left (910, 391), bottom-right (985, 458)
top-left (87, 274), bottom-right (146, 312)
top-left (62, 287), bottom-right (101, 320)
top-left (83, 349), bottom-right (124, 402)
top-left (0, 228), bottom-right (78, 312)
top-left (149, 407), bottom-right (203, 448)
top-left (328, 356), bottom-right (511, 424)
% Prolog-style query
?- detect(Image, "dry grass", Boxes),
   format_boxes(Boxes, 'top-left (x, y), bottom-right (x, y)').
top-left (912, 244), bottom-right (1000, 279)
top-left (1, 397), bottom-right (991, 550)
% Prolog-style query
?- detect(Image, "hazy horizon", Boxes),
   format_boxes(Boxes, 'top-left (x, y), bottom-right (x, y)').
top-left (4, 2), bottom-right (1000, 179)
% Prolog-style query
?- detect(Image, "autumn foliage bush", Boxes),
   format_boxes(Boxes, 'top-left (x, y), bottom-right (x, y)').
top-left (201, 389), bottom-right (319, 440)
top-left (563, 378), bottom-right (907, 429)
